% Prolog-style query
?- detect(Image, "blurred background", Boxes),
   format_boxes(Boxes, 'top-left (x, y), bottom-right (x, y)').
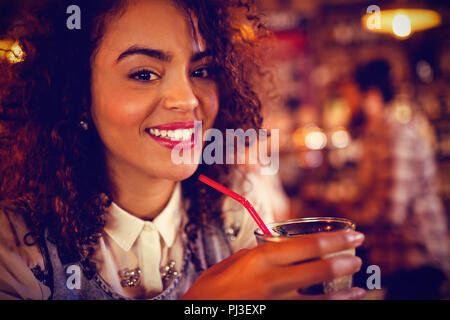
top-left (254, 0), bottom-right (450, 300)
top-left (1, 0), bottom-right (449, 300)
top-left (254, 0), bottom-right (449, 218)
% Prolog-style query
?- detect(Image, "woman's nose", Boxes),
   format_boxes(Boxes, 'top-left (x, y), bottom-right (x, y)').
top-left (163, 75), bottom-right (199, 112)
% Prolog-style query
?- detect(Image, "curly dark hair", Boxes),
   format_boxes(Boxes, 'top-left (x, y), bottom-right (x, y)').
top-left (0, 0), bottom-right (271, 275)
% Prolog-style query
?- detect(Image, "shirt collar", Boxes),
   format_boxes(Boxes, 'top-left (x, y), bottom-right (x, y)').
top-left (104, 182), bottom-right (182, 251)
top-left (153, 182), bottom-right (182, 248)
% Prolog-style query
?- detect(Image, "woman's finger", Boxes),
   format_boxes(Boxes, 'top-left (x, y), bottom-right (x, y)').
top-left (275, 287), bottom-right (366, 300)
top-left (298, 287), bottom-right (366, 300)
top-left (275, 289), bottom-right (305, 300)
top-left (268, 255), bottom-right (362, 293)
top-left (257, 230), bottom-right (364, 266)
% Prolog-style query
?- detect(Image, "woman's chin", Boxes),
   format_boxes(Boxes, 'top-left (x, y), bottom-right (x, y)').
top-left (164, 163), bottom-right (199, 182)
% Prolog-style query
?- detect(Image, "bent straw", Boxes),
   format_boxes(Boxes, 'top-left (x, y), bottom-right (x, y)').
top-left (198, 174), bottom-right (272, 236)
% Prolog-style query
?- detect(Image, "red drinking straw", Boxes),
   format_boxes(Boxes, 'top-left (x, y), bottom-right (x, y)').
top-left (198, 174), bottom-right (272, 236)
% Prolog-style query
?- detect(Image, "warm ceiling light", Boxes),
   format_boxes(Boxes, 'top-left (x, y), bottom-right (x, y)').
top-left (0, 40), bottom-right (25, 63)
top-left (392, 14), bottom-right (412, 37)
top-left (0, 39), bottom-right (14, 59)
top-left (362, 9), bottom-right (441, 39)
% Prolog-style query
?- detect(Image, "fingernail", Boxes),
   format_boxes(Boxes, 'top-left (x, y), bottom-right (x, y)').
top-left (353, 257), bottom-right (362, 271)
top-left (351, 288), bottom-right (366, 299)
top-left (347, 231), bottom-right (364, 245)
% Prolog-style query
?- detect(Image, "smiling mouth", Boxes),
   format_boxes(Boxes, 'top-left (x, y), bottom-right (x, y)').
top-left (146, 127), bottom-right (195, 141)
top-left (144, 121), bottom-right (200, 149)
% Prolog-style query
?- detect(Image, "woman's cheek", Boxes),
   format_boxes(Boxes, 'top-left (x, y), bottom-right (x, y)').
top-left (199, 85), bottom-right (220, 128)
top-left (101, 91), bottom-right (152, 128)
top-left (91, 67), bottom-right (152, 129)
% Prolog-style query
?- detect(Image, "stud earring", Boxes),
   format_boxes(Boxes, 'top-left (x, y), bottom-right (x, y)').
top-left (79, 120), bottom-right (89, 131)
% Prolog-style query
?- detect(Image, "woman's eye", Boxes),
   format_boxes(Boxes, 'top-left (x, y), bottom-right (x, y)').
top-left (192, 67), bottom-right (212, 78)
top-left (129, 70), bottom-right (159, 81)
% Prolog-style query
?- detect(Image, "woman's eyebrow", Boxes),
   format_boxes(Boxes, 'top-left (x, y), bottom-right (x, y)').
top-left (191, 50), bottom-right (212, 62)
top-left (116, 45), bottom-right (212, 64)
top-left (116, 46), bottom-right (172, 63)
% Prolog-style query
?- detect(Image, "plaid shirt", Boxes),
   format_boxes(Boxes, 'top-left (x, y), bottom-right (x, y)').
top-left (338, 108), bottom-right (449, 277)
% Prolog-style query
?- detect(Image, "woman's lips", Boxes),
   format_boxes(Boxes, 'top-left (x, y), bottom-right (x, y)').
top-left (145, 121), bottom-right (200, 150)
top-left (147, 131), bottom-right (196, 150)
top-left (149, 121), bottom-right (195, 131)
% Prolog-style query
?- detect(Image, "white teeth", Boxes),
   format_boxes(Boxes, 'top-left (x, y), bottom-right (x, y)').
top-left (183, 129), bottom-right (190, 140)
top-left (149, 128), bottom-right (160, 136)
top-left (148, 128), bottom-right (194, 141)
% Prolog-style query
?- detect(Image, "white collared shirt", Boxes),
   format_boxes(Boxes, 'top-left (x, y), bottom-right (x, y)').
top-left (0, 171), bottom-right (276, 299)
top-left (94, 182), bottom-right (187, 299)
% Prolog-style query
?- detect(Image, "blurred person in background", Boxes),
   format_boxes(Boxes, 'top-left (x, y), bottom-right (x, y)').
top-left (337, 59), bottom-right (449, 299)
top-left (0, 0), bottom-right (365, 300)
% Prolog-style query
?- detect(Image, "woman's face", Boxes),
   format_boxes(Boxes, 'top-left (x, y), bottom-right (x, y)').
top-left (90, 0), bottom-right (219, 183)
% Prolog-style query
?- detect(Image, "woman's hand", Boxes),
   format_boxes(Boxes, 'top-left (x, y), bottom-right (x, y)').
top-left (181, 230), bottom-right (365, 300)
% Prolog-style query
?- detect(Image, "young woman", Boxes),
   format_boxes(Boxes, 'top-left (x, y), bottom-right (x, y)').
top-left (0, 0), bottom-right (365, 300)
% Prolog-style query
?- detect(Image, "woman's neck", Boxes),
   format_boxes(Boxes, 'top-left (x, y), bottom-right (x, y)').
top-left (113, 180), bottom-right (175, 221)
top-left (106, 159), bottom-right (176, 221)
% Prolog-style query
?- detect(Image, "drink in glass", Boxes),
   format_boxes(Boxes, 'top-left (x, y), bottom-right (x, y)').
top-left (254, 217), bottom-right (356, 294)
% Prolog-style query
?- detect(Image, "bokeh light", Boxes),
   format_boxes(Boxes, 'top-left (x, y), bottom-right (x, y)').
top-left (305, 130), bottom-right (327, 150)
top-left (330, 129), bottom-right (351, 149)
top-left (392, 14), bottom-right (412, 38)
